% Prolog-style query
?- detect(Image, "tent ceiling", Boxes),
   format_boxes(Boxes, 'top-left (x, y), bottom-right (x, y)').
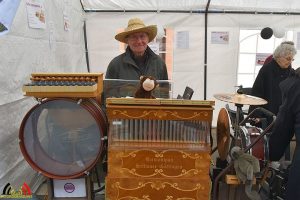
top-left (81, 0), bottom-right (300, 13)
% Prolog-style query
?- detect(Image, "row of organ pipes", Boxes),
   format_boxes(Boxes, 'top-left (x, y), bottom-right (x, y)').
top-left (109, 119), bottom-right (210, 148)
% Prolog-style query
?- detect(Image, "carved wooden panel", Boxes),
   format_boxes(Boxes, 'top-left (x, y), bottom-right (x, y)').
top-left (106, 178), bottom-right (211, 200)
top-left (108, 148), bottom-right (211, 179)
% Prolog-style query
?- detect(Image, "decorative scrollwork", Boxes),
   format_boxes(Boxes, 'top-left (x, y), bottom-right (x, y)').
top-left (111, 110), bottom-right (209, 120)
top-left (155, 153), bottom-right (163, 158)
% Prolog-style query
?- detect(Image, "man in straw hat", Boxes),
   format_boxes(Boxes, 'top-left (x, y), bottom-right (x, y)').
top-left (105, 17), bottom-right (168, 80)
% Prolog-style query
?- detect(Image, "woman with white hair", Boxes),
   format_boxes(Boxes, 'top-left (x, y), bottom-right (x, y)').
top-left (249, 41), bottom-right (297, 127)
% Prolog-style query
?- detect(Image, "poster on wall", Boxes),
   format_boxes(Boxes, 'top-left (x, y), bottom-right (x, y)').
top-left (176, 31), bottom-right (189, 49)
top-left (26, 0), bottom-right (46, 29)
top-left (211, 31), bottom-right (229, 44)
top-left (63, 13), bottom-right (70, 31)
top-left (256, 53), bottom-right (271, 65)
top-left (63, 1), bottom-right (70, 31)
top-left (297, 32), bottom-right (300, 50)
top-left (0, 0), bottom-right (21, 36)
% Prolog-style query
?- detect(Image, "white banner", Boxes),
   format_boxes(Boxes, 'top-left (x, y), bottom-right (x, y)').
top-left (0, 0), bottom-right (20, 36)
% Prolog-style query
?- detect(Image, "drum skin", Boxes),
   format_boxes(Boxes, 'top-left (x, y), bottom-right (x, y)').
top-left (19, 98), bottom-right (107, 179)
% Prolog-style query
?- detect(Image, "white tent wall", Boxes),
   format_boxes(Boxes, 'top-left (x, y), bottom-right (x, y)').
top-left (0, 0), bottom-right (86, 191)
top-left (85, 12), bottom-right (300, 127)
top-left (1, 0), bottom-right (300, 194)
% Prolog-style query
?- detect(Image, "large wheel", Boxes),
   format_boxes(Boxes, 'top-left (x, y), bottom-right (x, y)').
top-left (216, 108), bottom-right (231, 161)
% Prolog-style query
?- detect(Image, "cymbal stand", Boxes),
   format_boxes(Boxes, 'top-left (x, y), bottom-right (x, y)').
top-left (232, 103), bottom-right (245, 149)
top-left (231, 86), bottom-right (247, 149)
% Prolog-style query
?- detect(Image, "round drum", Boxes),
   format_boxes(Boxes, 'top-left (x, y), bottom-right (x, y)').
top-left (19, 98), bottom-right (107, 179)
top-left (240, 126), bottom-right (266, 160)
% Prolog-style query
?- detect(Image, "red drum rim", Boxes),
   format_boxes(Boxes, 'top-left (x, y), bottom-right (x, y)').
top-left (19, 98), bottom-right (107, 179)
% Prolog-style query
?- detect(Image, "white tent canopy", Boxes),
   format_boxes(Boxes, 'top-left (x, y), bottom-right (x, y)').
top-left (1, 0), bottom-right (300, 194)
top-left (81, 0), bottom-right (300, 13)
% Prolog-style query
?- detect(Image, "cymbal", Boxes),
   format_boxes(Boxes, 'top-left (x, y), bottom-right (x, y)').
top-left (214, 93), bottom-right (267, 105)
top-left (217, 108), bottom-right (230, 161)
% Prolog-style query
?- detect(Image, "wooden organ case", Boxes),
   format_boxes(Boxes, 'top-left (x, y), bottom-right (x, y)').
top-left (105, 98), bottom-right (215, 200)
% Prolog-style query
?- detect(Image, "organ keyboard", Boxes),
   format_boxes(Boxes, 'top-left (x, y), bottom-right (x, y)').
top-left (22, 73), bottom-right (103, 98)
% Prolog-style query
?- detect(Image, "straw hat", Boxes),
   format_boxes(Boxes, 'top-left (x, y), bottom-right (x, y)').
top-left (115, 18), bottom-right (157, 43)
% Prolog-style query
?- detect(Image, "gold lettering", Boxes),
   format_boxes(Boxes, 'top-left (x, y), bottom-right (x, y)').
top-left (136, 164), bottom-right (157, 169)
top-left (159, 164), bottom-right (183, 170)
top-left (144, 157), bottom-right (174, 164)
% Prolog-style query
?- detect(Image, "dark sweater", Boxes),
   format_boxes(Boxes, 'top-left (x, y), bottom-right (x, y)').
top-left (269, 71), bottom-right (300, 199)
top-left (105, 46), bottom-right (168, 80)
top-left (249, 59), bottom-right (294, 118)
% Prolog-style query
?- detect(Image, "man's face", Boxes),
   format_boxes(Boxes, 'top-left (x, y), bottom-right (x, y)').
top-left (126, 32), bottom-right (149, 56)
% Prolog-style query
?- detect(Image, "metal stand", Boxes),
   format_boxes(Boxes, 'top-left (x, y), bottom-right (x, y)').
top-left (232, 103), bottom-right (245, 149)
top-left (212, 107), bottom-right (276, 200)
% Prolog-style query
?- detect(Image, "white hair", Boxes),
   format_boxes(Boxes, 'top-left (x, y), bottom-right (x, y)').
top-left (273, 41), bottom-right (297, 59)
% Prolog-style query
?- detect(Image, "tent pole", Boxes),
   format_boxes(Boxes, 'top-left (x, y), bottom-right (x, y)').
top-left (204, 0), bottom-right (211, 100)
top-left (82, 9), bottom-right (300, 16)
top-left (79, 0), bottom-right (85, 11)
top-left (83, 21), bottom-right (90, 72)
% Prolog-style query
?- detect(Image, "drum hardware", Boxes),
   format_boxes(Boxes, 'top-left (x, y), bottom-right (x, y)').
top-left (214, 91), bottom-right (268, 149)
top-left (232, 103), bottom-right (246, 149)
top-left (212, 90), bottom-right (267, 167)
top-left (213, 87), bottom-right (275, 200)
top-left (240, 126), bottom-right (267, 163)
top-left (225, 104), bottom-right (244, 129)
top-left (212, 107), bottom-right (276, 200)
top-left (213, 93), bottom-right (268, 106)
top-left (238, 107), bottom-right (275, 167)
